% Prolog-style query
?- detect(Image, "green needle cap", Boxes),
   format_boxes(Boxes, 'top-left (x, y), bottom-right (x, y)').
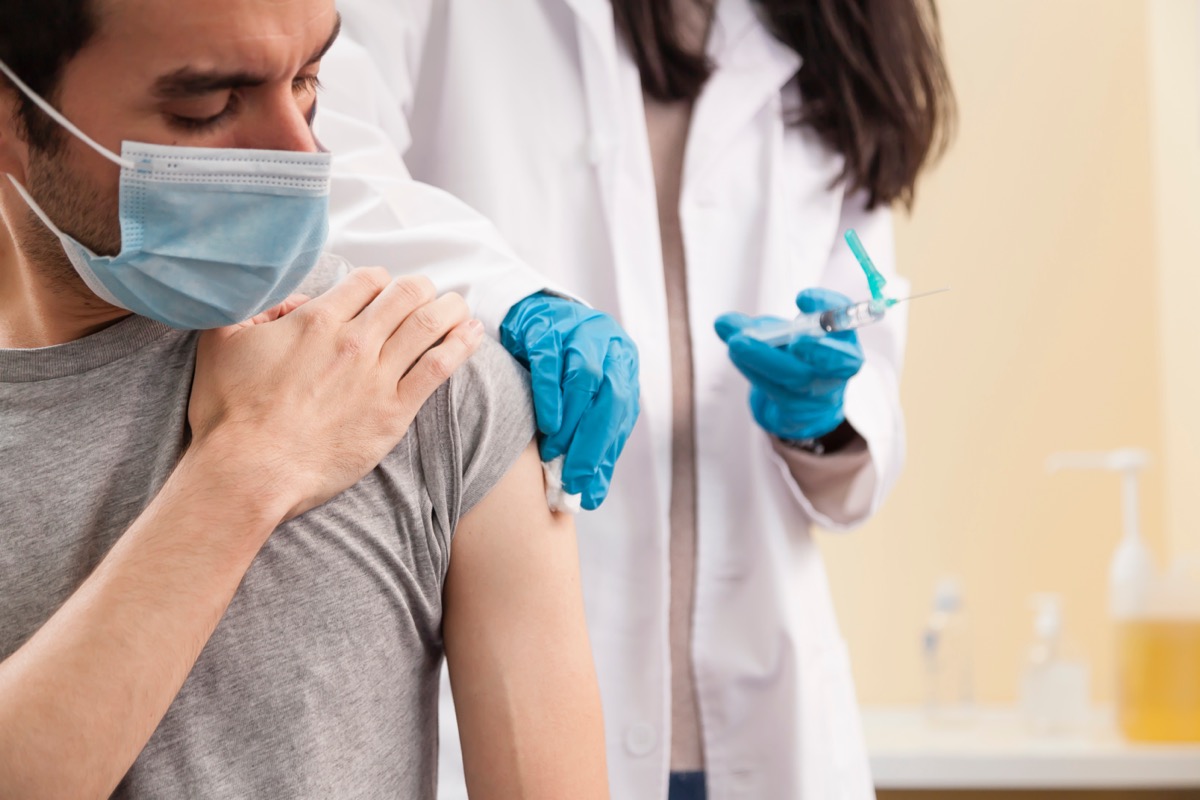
top-left (845, 229), bottom-right (888, 301)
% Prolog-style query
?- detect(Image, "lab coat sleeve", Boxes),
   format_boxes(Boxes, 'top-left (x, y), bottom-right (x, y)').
top-left (314, 25), bottom-right (571, 334)
top-left (769, 192), bottom-right (908, 531)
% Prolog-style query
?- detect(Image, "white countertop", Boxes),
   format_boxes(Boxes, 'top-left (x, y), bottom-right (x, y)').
top-left (864, 707), bottom-right (1200, 790)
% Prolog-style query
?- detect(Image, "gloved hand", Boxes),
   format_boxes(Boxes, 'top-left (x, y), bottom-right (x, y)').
top-left (500, 293), bottom-right (640, 509)
top-left (715, 288), bottom-right (863, 442)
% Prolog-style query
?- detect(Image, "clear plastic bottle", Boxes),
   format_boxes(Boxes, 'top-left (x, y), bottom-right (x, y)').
top-left (922, 577), bottom-right (974, 725)
top-left (1019, 593), bottom-right (1091, 734)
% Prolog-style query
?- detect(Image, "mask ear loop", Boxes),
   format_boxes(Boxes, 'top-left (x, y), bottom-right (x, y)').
top-left (0, 58), bottom-right (136, 170)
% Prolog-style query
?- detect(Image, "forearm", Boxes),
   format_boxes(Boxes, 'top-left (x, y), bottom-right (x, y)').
top-left (771, 431), bottom-right (877, 526)
top-left (0, 440), bottom-right (286, 799)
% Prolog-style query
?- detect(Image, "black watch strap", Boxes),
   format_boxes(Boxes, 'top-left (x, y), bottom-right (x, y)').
top-left (784, 420), bottom-right (857, 456)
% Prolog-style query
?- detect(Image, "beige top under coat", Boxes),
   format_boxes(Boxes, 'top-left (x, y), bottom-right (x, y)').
top-left (642, 0), bottom-right (873, 773)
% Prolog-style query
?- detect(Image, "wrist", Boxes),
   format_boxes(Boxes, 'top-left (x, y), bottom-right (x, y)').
top-left (780, 420), bottom-right (858, 456)
top-left (180, 430), bottom-right (293, 535)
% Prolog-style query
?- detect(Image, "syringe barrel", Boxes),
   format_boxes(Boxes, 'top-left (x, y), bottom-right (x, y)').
top-left (739, 299), bottom-right (888, 347)
top-left (820, 299), bottom-right (888, 332)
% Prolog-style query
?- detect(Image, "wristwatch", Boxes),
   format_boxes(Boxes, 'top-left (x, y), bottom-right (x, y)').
top-left (783, 421), bottom-right (857, 456)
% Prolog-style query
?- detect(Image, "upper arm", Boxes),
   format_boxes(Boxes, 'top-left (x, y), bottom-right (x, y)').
top-left (442, 443), bottom-right (609, 800)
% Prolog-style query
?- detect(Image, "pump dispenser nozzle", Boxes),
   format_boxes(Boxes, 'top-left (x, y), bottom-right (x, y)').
top-left (1047, 449), bottom-right (1154, 617)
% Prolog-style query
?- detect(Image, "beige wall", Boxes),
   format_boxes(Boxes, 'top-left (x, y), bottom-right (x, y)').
top-left (1149, 0), bottom-right (1200, 560)
top-left (821, 0), bottom-right (1196, 706)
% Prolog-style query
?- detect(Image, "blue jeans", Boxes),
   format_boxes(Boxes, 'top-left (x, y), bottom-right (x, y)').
top-left (668, 772), bottom-right (707, 800)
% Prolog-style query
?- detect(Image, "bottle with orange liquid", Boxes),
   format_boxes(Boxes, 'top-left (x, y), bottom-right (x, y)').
top-left (1048, 449), bottom-right (1200, 742)
top-left (1115, 555), bottom-right (1200, 742)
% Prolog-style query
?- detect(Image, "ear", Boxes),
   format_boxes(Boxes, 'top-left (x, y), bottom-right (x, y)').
top-left (0, 85), bottom-right (31, 183)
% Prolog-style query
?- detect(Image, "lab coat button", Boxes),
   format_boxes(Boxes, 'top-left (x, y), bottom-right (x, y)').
top-left (623, 723), bottom-right (658, 757)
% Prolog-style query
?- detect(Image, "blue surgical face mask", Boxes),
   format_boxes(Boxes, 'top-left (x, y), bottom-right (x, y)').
top-left (0, 59), bottom-right (332, 330)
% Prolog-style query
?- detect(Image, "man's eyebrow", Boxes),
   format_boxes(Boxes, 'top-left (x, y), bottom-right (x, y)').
top-left (152, 70), bottom-right (268, 100)
top-left (151, 13), bottom-right (342, 100)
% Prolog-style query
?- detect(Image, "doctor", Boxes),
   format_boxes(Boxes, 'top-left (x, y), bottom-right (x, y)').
top-left (317, 0), bottom-right (954, 797)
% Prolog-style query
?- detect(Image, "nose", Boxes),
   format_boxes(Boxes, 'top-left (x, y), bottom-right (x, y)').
top-left (237, 89), bottom-right (319, 153)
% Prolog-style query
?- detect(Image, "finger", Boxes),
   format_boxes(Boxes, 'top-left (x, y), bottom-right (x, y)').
top-left (528, 330), bottom-right (566, 438)
top-left (786, 335), bottom-right (864, 378)
top-left (580, 400), bottom-right (638, 510)
top-left (560, 337), bottom-right (638, 488)
top-left (580, 453), bottom-right (612, 511)
top-left (828, 328), bottom-right (859, 346)
top-left (728, 337), bottom-right (821, 391)
top-left (731, 360), bottom-right (812, 398)
top-left (733, 342), bottom-right (854, 404)
top-left (715, 312), bottom-right (758, 343)
top-left (381, 293), bottom-right (472, 374)
top-left (539, 338), bottom-right (606, 462)
top-left (394, 319), bottom-right (486, 423)
top-left (582, 417), bottom-right (636, 510)
top-left (353, 276), bottom-right (437, 341)
top-left (726, 333), bottom-right (801, 375)
top-left (716, 312), bottom-right (795, 344)
top-left (560, 373), bottom-right (623, 495)
top-left (733, 334), bottom-right (861, 382)
top-left (729, 354), bottom-right (826, 398)
top-left (297, 266), bottom-right (393, 323)
top-left (503, 313), bottom-right (554, 362)
top-left (246, 293), bottom-right (312, 326)
top-left (796, 287), bottom-right (852, 314)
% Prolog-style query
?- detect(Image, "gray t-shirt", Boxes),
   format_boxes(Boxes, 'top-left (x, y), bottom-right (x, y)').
top-left (0, 262), bottom-right (536, 798)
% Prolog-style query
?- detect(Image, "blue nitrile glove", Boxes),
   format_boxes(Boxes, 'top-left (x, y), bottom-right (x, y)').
top-left (715, 288), bottom-right (864, 442)
top-left (500, 293), bottom-right (640, 510)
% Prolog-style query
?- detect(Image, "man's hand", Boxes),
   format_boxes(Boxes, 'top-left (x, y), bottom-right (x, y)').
top-left (193, 267), bottom-right (484, 520)
top-left (499, 293), bottom-right (639, 510)
top-left (715, 288), bottom-right (864, 442)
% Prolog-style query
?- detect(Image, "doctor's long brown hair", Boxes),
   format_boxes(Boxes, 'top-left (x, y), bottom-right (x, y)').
top-left (611, 0), bottom-right (955, 210)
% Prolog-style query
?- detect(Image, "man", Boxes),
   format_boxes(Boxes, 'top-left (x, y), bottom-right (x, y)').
top-left (0, 1), bottom-right (609, 798)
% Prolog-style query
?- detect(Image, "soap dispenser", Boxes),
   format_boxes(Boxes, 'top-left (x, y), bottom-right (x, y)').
top-left (1048, 448), bottom-right (1200, 741)
top-left (1046, 449), bottom-right (1154, 620)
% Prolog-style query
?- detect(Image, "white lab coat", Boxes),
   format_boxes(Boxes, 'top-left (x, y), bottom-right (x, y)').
top-left (317, 1), bottom-right (908, 797)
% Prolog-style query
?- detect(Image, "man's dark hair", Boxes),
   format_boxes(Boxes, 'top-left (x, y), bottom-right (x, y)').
top-left (0, 0), bottom-right (98, 153)
top-left (612, 0), bottom-right (956, 210)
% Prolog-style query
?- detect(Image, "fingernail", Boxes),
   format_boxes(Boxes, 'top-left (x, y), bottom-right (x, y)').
top-left (467, 319), bottom-right (484, 340)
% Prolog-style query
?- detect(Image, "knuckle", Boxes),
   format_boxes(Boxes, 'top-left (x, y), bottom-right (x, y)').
top-left (412, 275), bottom-right (437, 301)
top-left (336, 331), bottom-right (368, 360)
top-left (410, 305), bottom-right (446, 337)
top-left (442, 292), bottom-right (468, 316)
top-left (299, 305), bottom-right (335, 332)
top-left (423, 350), bottom-right (457, 382)
top-left (390, 277), bottom-right (427, 307)
top-left (577, 360), bottom-right (605, 389)
top-left (350, 267), bottom-right (390, 293)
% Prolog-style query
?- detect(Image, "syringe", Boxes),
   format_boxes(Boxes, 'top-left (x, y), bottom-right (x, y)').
top-left (741, 298), bottom-right (894, 347)
top-left (740, 290), bottom-right (947, 348)
top-left (740, 228), bottom-right (946, 348)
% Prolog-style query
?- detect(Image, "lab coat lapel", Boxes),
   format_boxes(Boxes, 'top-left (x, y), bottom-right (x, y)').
top-left (560, 0), bottom-right (674, 533)
top-left (559, 0), bottom-right (622, 227)
top-left (684, 0), bottom-right (803, 192)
